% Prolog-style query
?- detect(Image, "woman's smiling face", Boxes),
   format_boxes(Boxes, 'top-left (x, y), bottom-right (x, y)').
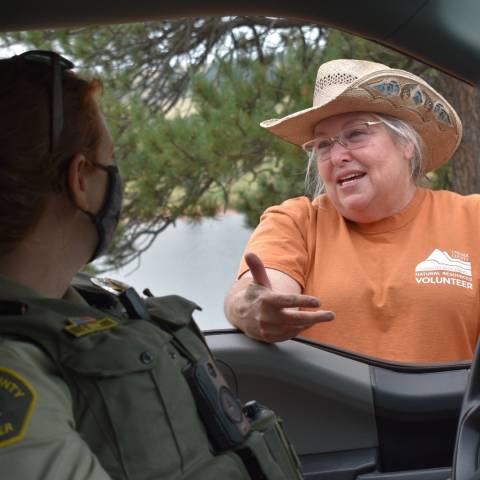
top-left (314, 112), bottom-right (417, 223)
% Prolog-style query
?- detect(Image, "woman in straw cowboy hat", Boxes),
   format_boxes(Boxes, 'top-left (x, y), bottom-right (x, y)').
top-left (224, 58), bottom-right (477, 363)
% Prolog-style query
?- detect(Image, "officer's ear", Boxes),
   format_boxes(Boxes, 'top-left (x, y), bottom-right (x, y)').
top-left (67, 153), bottom-right (90, 211)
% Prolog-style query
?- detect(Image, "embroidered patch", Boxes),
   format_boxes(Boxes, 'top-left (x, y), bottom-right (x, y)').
top-left (64, 316), bottom-right (118, 337)
top-left (0, 367), bottom-right (37, 448)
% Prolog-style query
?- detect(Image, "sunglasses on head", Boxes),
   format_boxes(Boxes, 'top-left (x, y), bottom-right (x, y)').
top-left (0, 50), bottom-right (75, 154)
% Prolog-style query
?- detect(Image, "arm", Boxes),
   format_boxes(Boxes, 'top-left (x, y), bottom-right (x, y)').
top-left (0, 340), bottom-right (112, 480)
top-left (224, 252), bottom-right (335, 342)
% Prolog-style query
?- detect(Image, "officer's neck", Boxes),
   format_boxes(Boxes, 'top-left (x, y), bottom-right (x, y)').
top-left (0, 201), bottom-right (92, 299)
top-left (0, 244), bottom-right (79, 299)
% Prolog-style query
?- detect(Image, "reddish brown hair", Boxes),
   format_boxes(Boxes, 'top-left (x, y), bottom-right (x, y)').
top-left (0, 61), bottom-right (103, 255)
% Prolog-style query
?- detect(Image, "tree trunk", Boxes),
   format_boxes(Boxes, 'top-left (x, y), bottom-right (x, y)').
top-left (437, 74), bottom-right (480, 194)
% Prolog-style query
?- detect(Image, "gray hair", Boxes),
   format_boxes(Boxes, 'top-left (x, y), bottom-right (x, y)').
top-left (305, 113), bottom-right (426, 198)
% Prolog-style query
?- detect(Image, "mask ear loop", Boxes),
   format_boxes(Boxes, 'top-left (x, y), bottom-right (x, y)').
top-left (85, 164), bottom-right (123, 263)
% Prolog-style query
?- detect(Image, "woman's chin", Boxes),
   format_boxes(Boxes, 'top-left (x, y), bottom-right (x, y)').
top-left (336, 195), bottom-right (377, 223)
top-left (338, 192), bottom-right (370, 210)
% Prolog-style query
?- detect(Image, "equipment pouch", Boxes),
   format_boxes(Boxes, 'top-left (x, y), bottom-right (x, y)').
top-left (242, 401), bottom-right (304, 480)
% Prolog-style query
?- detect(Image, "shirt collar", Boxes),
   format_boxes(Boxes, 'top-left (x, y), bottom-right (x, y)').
top-left (0, 274), bottom-right (89, 306)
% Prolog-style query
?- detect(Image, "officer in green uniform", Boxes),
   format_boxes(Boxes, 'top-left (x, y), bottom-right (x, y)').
top-left (0, 51), bottom-right (302, 479)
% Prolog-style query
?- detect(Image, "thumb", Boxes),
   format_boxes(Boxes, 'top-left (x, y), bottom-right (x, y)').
top-left (245, 252), bottom-right (272, 289)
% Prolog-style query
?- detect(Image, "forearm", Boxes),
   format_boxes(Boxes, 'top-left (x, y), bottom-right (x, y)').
top-left (224, 275), bottom-right (252, 330)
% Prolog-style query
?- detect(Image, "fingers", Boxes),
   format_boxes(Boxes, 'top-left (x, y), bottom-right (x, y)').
top-left (251, 303), bottom-right (335, 343)
top-left (245, 284), bottom-right (334, 327)
top-left (259, 307), bottom-right (335, 329)
top-left (281, 309), bottom-right (335, 326)
top-left (263, 291), bottom-right (320, 310)
top-left (246, 317), bottom-right (304, 343)
top-left (255, 311), bottom-right (335, 343)
top-left (245, 252), bottom-right (271, 289)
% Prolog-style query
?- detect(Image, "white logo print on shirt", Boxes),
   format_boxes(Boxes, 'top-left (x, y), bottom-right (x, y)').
top-left (415, 249), bottom-right (473, 290)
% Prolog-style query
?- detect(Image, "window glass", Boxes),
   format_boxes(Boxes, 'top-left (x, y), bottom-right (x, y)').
top-left (99, 212), bottom-right (252, 330)
top-left (2, 19), bottom-right (477, 362)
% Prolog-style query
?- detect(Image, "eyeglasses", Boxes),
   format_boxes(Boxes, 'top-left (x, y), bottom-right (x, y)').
top-left (0, 50), bottom-right (75, 154)
top-left (302, 121), bottom-right (383, 161)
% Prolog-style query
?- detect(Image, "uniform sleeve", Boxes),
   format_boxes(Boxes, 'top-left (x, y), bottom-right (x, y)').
top-left (237, 196), bottom-right (317, 288)
top-left (0, 339), bottom-right (112, 480)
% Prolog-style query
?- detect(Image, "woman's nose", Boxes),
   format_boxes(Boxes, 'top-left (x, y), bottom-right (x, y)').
top-left (328, 141), bottom-right (352, 166)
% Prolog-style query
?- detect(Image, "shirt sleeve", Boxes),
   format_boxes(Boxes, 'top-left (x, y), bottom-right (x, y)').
top-left (0, 338), bottom-right (112, 480)
top-left (237, 196), bottom-right (317, 289)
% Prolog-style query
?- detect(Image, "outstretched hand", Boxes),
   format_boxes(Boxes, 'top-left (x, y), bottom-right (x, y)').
top-left (239, 253), bottom-right (335, 342)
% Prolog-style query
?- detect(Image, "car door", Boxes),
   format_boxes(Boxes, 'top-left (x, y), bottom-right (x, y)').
top-left (206, 330), bottom-right (469, 479)
top-left (2, 0), bottom-right (478, 479)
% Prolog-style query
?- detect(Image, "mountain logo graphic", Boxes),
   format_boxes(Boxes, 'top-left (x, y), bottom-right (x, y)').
top-left (415, 249), bottom-right (472, 276)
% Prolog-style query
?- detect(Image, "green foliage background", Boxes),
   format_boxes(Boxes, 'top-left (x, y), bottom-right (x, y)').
top-left (0, 19), bottom-right (455, 269)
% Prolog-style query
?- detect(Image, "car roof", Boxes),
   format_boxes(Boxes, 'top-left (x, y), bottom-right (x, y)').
top-left (3, 0), bottom-right (480, 85)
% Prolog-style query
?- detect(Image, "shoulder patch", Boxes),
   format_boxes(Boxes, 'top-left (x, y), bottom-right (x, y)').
top-left (0, 367), bottom-right (37, 447)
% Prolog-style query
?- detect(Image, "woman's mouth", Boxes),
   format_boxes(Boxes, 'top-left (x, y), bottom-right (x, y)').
top-left (337, 172), bottom-right (366, 187)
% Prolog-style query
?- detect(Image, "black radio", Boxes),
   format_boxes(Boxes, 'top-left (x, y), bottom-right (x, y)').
top-left (183, 358), bottom-right (251, 452)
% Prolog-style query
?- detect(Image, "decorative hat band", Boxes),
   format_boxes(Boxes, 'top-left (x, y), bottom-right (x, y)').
top-left (361, 78), bottom-right (453, 128)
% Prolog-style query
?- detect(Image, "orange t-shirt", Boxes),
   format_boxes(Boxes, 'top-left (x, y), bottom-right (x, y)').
top-left (238, 188), bottom-right (480, 363)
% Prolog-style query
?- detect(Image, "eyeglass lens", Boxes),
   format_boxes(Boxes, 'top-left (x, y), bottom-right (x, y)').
top-left (305, 122), bottom-right (378, 160)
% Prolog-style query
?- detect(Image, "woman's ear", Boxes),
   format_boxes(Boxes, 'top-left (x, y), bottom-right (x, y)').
top-left (67, 153), bottom-right (90, 211)
top-left (401, 141), bottom-right (418, 178)
top-left (402, 140), bottom-right (415, 162)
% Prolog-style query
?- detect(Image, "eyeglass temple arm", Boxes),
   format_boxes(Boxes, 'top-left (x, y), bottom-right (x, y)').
top-left (50, 54), bottom-right (62, 154)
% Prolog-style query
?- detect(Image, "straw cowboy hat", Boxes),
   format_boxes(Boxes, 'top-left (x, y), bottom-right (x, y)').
top-left (260, 59), bottom-right (462, 172)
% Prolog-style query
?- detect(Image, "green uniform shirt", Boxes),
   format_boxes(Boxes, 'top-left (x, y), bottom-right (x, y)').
top-left (0, 276), bottom-right (297, 480)
top-left (0, 275), bottom-right (112, 479)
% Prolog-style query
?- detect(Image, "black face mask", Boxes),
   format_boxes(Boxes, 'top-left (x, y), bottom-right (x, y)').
top-left (83, 163), bottom-right (124, 262)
